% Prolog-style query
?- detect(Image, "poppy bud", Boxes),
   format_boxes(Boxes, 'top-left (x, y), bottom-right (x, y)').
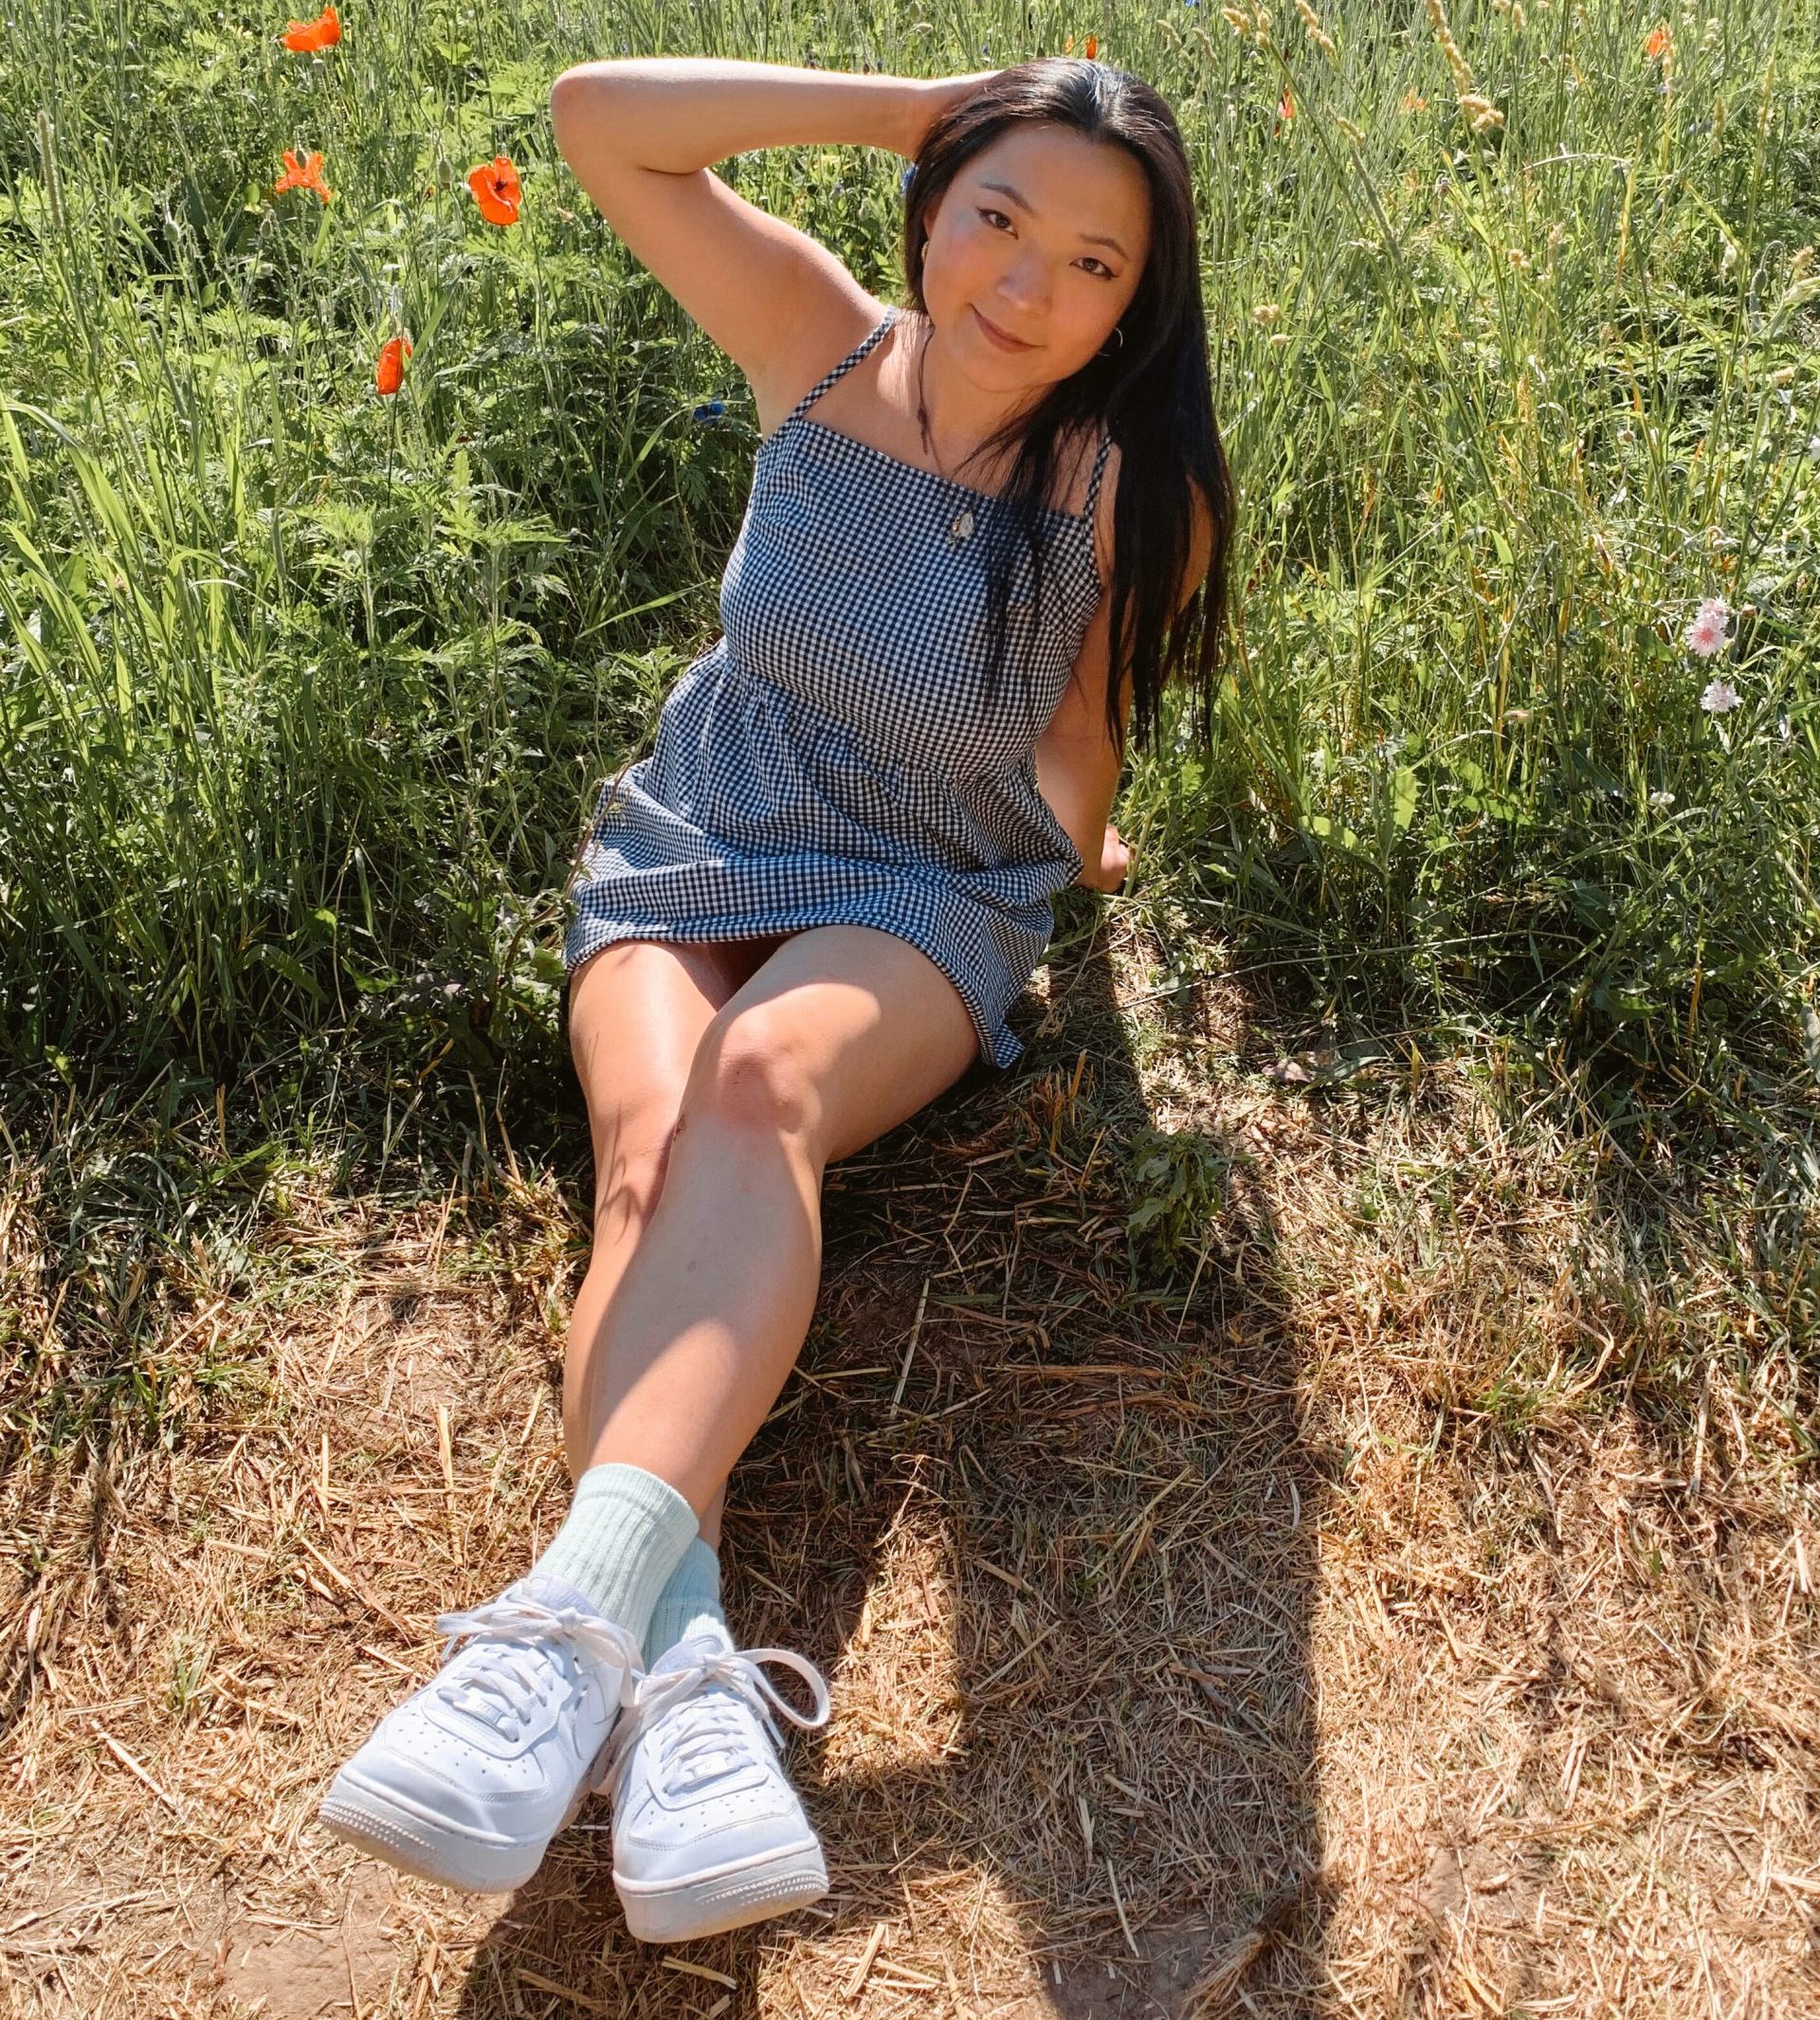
top-left (375, 335), bottom-right (412, 396)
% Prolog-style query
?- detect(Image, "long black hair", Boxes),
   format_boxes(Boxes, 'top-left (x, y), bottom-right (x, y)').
top-left (901, 55), bottom-right (1235, 762)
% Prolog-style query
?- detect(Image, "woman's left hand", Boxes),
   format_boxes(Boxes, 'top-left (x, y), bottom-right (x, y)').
top-left (1080, 820), bottom-right (1132, 892)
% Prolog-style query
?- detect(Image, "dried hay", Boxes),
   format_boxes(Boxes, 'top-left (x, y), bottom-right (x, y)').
top-left (3, 917), bottom-right (1815, 2017)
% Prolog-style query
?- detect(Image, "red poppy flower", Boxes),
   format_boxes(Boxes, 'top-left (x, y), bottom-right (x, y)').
top-left (375, 335), bottom-right (412, 396)
top-left (467, 155), bottom-right (521, 227)
top-left (1278, 88), bottom-right (1295, 121)
top-left (280, 4), bottom-right (339, 52)
top-left (1084, 33), bottom-right (1098, 59)
top-left (1644, 23), bottom-right (1671, 59)
top-left (273, 148), bottom-right (334, 203)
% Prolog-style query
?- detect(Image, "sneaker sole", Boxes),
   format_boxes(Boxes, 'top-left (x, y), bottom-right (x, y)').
top-left (615, 1841), bottom-right (829, 1944)
top-left (318, 1759), bottom-right (605, 1895)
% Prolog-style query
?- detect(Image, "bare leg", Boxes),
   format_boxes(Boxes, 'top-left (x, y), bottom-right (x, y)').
top-left (566, 924), bottom-right (980, 1517)
top-left (562, 936), bottom-right (782, 1485)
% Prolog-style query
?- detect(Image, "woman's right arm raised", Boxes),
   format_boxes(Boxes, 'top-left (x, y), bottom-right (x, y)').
top-left (549, 60), bottom-right (994, 424)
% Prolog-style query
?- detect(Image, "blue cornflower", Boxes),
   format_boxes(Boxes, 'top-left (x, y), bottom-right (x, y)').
top-left (691, 399), bottom-right (726, 425)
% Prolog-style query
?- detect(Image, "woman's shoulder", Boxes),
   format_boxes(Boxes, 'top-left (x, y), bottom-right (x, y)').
top-left (1074, 434), bottom-right (1214, 620)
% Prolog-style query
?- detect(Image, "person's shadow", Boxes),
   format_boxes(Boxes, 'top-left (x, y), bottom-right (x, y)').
top-left (456, 894), bottom-right (1323, 2015)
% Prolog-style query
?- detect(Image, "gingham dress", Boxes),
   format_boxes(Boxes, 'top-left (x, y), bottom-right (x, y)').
top-left (564, 303), bottom-right (1114, 1071)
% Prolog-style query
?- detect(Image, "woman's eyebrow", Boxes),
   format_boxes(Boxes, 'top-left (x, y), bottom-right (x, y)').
top-left (975, 178), bottom-right (1131, 259)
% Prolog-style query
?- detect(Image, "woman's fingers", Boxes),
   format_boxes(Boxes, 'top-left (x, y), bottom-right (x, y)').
top-left (1094, 820), bottom-right (1132, 892)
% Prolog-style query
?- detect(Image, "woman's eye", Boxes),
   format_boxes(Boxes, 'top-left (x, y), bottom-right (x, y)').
top-left (978, 209), bottom-right (1113, 278)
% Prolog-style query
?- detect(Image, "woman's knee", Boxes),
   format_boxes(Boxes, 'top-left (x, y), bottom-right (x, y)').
top-left (680, 1004), bottom-right (823, 1145)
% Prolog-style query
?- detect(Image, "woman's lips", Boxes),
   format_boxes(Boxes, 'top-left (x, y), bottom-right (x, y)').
top-left (973, 305), bottom-right (1035, 351)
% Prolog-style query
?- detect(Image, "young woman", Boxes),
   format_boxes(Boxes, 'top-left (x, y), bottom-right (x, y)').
top-left (319, 52), bottom-right (1233, 1946)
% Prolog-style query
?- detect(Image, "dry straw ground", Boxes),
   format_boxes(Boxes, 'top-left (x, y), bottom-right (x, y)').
top-left (4, 911), bottom-right (1817, 2018)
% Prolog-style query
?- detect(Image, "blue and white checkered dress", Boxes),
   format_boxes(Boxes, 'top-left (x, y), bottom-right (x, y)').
top-left (564, 303), bottom-right (1114, 1071)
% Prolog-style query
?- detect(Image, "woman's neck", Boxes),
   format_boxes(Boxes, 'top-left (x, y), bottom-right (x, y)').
top-left (900, 308), bottom-right (1042, 484)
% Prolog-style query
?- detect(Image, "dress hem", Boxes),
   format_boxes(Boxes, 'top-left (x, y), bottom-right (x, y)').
top-left (562, 913), bottom-right (1023, 1074)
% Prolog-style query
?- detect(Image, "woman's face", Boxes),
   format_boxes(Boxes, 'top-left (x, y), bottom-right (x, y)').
top-left (919, 122), bottom-right (1152, 391)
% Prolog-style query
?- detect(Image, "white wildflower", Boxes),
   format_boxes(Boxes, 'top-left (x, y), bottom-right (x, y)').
top-left (1684, 596), bottom-right (1730, 659)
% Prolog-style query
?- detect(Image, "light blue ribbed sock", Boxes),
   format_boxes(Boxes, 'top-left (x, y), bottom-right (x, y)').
top-left (528, 1462), bottom-right (699, 1658)
top-left (643, 1537), bottom-right (727, 1659)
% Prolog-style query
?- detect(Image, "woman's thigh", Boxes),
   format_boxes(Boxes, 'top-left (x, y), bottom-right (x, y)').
top-left (687, 924), bottom-right (981, 1169)
top-left (567, 934), bottom-right (792, 1211)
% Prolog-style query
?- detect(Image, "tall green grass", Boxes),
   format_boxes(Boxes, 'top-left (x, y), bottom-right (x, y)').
top-left (2, 0), bottom-right (1817, 1100)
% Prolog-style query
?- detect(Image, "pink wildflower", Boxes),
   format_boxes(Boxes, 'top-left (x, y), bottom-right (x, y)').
top-left (1684, 595), bottom-right (1730, 659)
top-left (1700, 677), bottom-right (1740, 714)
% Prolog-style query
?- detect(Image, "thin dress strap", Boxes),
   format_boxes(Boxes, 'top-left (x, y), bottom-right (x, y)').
top-left (781, 305), bottom-right (901, 430)
top-left (1082, 427), bottom-right (1115, 522)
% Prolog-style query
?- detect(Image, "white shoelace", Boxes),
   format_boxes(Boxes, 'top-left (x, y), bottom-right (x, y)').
top-left (600, 1639), bottom-right (832, 1795)
top-left (429, 1595), bottom-right (645, 1741)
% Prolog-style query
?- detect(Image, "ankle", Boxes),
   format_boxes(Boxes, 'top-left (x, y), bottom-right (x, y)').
top-left (645, 1538), bottom-right (726, 1659)
top-left (529, 1462), bottom-right (699, 1655)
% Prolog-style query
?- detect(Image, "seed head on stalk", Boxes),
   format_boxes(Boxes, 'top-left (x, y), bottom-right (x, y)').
top-left (1294, 0), bottom-right (1336, 59)
top-left (1425, 0), bottom-right (1504, 132)
top-left (33, 110), bottom-right (65, 232)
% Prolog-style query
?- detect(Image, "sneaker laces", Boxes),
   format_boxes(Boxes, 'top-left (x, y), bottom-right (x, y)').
top-left (599, 1638), bottom-right (831, 1795)
top-left (429, 1594), bottom-right (644, 1741)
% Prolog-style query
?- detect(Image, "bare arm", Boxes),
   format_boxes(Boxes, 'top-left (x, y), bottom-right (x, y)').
top-left (548, 60), bottom-right (1001, 410)
top-left (1035, 470), bottom-right (1216, 890)
top-left (550, 58), bottom-right (1000, 173)
top-left (1035, 523), bottom-right (1134, 891)
top-left (1036, 737), bottom-right (1127, 889)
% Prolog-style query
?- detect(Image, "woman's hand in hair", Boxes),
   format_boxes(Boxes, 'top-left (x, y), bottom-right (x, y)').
top-left (899, 69), bottom-right (1005, 157)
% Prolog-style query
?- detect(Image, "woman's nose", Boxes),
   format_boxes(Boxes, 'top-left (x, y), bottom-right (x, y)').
top-left (997, 260), bottom-right (1051, 319)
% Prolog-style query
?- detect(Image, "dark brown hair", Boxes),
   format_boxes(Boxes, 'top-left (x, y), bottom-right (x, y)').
top-left (901, 55), bottom-right (1235, 762)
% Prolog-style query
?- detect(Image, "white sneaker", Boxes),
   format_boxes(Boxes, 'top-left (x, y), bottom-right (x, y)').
top-left (318, 1572), bottom-right (643, 1894)
top-left (607, 1624), bottom-right (833, 1942)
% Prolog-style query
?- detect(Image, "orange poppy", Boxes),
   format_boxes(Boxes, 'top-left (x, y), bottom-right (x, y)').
top-left (467, 155), bottom-right (521, 227)
top-left (375, 335), bottom-right (412, 396)
top-left (1278, 88), bottom-right (1295, 121)
top-left (273, 148), bottom-right (334, 203)
top-left (280, 4), bottom-right (339, 52)
top-left (1400, 88), bottom-right (1428, 112)
top-left (1085, 33), bottom-right (1098, 58)
top-left (1644, 23), bottom-right (1671, 58)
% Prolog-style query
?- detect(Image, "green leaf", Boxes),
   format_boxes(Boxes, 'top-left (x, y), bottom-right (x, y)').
top-left (253, 944), bottom-right (325, 1005)
top-left (1392, 766), bottom-right (1419, 830)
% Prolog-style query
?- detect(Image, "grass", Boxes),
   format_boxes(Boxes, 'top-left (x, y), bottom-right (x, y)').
top-left (2, 0), bottom-right (1819, 2011)
top-left (3, 0), bottom-right (1817, 1095)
